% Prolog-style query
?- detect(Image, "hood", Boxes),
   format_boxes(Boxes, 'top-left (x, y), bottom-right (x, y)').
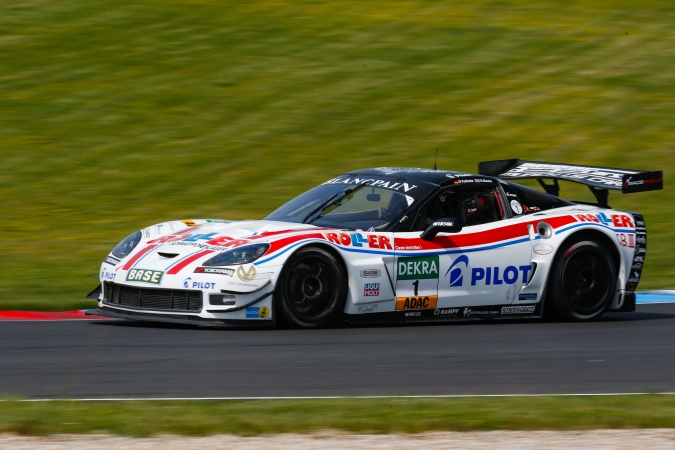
top-left (142, 219), bottom-right (325, 249)
top-left (111, 219), bottom-right (327, 281)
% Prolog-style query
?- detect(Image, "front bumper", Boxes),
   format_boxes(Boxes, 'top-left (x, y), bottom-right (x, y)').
top-left (89, 306), bottom-right (275, 328)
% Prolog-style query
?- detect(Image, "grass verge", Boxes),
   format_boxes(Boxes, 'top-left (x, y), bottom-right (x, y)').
top-left (2, 395), bottom-right (675, 436)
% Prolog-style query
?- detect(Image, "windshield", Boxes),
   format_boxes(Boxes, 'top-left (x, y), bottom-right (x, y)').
top-left (265, 178), bottom-right (423, 230)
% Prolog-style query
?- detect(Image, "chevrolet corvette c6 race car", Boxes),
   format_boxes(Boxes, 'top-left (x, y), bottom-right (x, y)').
top-left (88, 159), bottom-right (663, 328)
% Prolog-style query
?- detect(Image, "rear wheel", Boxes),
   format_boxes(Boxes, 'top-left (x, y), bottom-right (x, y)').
top-left (546, 237), bottom-right (617, 321)
top-left (275, 247), bottom-right (347, 328)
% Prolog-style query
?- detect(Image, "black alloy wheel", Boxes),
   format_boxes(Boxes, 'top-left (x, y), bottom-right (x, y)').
top-left (547, 237), bottom-right (617, 321)
top-left (275, 247), bottom-right (347, 328)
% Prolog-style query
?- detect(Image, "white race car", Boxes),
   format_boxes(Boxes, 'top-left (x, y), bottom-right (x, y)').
top-left (88, 159), bottom-right (663, 328)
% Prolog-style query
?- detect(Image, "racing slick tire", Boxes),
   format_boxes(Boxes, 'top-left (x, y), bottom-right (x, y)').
top-left (275, 247), bottom-right (347, 328)
top-left (546, 236), bottom-right (617, 321)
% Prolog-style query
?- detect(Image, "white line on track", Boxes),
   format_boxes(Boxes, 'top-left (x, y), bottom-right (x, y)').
top-left (8, 392), bottom-right (675, 402)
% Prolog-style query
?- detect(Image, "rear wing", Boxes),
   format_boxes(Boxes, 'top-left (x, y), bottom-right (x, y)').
top-left (479, 159), bottom-right (663, 207)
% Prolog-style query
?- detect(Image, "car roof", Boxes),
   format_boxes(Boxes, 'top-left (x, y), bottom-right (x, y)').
top-left (342, 167), bottom-right (488, 186)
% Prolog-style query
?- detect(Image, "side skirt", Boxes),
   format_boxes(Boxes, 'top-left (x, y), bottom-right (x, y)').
top-left (344, 303), bottom-right (542, 325)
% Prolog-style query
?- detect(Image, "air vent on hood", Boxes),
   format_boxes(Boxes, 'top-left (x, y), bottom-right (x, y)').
top-left (157, 252), bottom-right (180, 258)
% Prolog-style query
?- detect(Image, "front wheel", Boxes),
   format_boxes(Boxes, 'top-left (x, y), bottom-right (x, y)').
top-left (546, 237), bottom-right (617, 321)
top-left (275, 247), bottom-right (347, 328)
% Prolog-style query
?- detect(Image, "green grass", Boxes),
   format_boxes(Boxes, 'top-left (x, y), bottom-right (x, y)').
top-left (2, 396), bottom-right (675, 436)
top-left (1, 0), bottom-right (674, 310)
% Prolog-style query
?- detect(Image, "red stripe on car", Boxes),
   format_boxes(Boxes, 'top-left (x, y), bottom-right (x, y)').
top-left (121, 245), bottom-right (158, 270)
top-left (166, 250), bottom-right (215, 274)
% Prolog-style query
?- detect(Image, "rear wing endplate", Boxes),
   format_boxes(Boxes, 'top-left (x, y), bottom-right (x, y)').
top-left (479, 159), bottom-right (663, 207)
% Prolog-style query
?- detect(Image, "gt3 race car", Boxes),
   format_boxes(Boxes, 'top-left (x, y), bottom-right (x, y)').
top-left (88, 159), bottom-right (663, 328)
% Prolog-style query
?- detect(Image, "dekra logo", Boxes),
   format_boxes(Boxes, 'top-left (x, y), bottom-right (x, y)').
top-left (397, 256), bottom-right (439, 280)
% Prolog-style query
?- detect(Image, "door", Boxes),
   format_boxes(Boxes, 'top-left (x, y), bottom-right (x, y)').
top-left (393, 183), bottom-right (533, 314)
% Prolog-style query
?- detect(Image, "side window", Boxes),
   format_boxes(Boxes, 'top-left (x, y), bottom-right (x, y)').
top-left (508, 184), bottom-right (572, 214)
top-left (413, 186), bottom-right (504, 230)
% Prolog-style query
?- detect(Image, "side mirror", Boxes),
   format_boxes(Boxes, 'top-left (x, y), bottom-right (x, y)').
top-left (420, 218), bottom-right (462, 241)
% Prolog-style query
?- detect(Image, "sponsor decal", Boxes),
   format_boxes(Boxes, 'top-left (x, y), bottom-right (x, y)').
top-left (510, 200), bottom-right (523, 215)
top-left (463, 307), bottom-right (501, 316)
top-left (181, 220), bottom-right (197, 227)
top-left (126, 269), bottom-right (164, 284)
top-left (433, 308), bottom-right (460, 316)
top-left (501, 305), bottom-right (536, 314)
top-left (405, 311), bottom-right (421, 317)
top-left (148, 231), bottom-right (252, 249)
top-left (447, 255), bottom-right (469, 287)
top-left (576, 213), bottom-right (635, 228)
top-left (246, 306), bottom-right (270, 319)
top-left (364, 283), bottom-right (380, 296)
top-left (395, 295), bottom-right (438, 310)
top-left (183, 277), bottom-right (216, 290)
top-left (445, 255), bottom-right (532, 287)
top-left (358, 304), bottom-right (378, 313)
top-left (322, 176), bottom-right (417, 192)
top-left (360, 269), bottom-right (381, 278)
top-left (518, 293), bottom-right (538, 301)
top-left (104, 256), bottom-right (121, 266)
top-left (195, 267), bottom-right (235, 276)
top-left (623, 173), bottom-right (663, 192)
top-left (325, 232), bottom-right (393, 250)
top-left (237, 265), bottom-right (257, 282)
top-left (616, 233), bottom-right (636, 248)
top-left (397, 256), bottom-right (439, 280)
top-left (501, 162), bottom-right (630, 187)
top-left (101, 267), bottom-right (116, 281)
top-left (452, 177), bottom-right (494, 185)
top-left (396, 256), bottom-right (439, 303)
top-left (471, 266), bottom-right (532, 286)
top-left (533, 244), bottom-right (554, 255)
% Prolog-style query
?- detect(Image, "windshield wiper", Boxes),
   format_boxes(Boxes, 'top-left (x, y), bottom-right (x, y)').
top-left (304, 186), bottom-right (362, 224)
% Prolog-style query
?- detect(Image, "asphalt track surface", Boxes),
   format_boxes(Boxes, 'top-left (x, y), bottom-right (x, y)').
top-left (1, 301), bottom-right (675, 400)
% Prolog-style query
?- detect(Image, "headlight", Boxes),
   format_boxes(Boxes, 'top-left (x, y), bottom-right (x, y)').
top-left (111, 230), bottom-right (142, 259)
top-left (202, 243), bottom-right (269, 266)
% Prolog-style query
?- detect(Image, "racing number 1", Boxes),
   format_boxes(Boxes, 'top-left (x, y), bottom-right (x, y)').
top-left (412, 280), bottom-right (419, 296)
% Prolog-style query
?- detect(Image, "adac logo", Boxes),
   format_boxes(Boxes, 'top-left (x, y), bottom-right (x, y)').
top-left (237, 264), bottom-right (257, 282)
top-left (446, 255), bottom-right (469, 287)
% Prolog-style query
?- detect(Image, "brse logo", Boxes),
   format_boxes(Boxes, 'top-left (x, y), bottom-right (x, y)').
top-left (126, 269), bottom-right (164, 284)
